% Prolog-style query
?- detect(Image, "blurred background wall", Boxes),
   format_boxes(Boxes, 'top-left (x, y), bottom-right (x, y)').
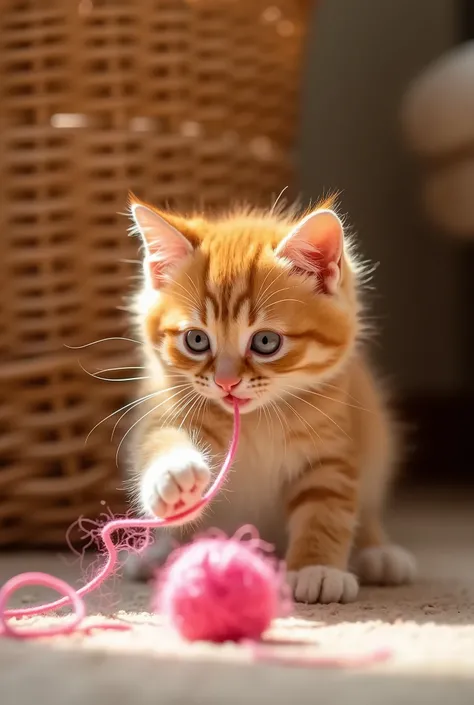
top-left (299, 0), bottom-right (461, 397)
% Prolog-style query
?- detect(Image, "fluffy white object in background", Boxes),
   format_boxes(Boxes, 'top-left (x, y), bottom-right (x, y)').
top-left (401, 41), bottom-right (474, 239)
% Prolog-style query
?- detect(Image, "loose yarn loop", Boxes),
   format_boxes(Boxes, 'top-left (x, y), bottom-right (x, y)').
top-left (0, 404), bottom-right (241, 638)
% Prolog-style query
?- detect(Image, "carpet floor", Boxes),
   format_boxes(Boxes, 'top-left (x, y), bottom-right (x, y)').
top-left (1, 493), bottom-right (473, 704)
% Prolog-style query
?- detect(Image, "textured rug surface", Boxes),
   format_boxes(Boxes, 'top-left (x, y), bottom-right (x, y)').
top-left (1, 494), bottom-right (474, 704)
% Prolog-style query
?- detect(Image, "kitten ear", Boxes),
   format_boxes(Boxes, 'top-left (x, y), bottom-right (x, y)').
top-left (130, 202), bottom-right (194, 289)
top-left (275, 209), bottom-right (344, 294)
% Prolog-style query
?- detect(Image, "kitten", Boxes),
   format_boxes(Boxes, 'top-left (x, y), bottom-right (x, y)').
top-left (124, 196), bottom-right (416, 603)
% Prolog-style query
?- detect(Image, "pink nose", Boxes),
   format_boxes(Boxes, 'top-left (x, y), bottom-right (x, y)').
top-left (214, 374), bottom-right (241, 394)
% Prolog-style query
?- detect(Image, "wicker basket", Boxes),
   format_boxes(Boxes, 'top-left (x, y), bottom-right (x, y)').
top-left (0, 0), bottom-right (313, 546)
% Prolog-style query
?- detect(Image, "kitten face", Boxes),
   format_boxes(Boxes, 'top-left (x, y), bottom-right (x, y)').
top-left (131, 200), bottom-right (360, 415)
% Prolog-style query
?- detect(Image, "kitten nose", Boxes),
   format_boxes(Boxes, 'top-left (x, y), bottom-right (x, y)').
top-left (214, 374), bottom-right (241, 394)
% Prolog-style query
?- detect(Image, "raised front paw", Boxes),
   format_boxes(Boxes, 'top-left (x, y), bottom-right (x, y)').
top-left (287, 565), bottom-right (359, 604)
top-left (353, 545), bottom-right (417, 586)
top-left (140, 448), bottom-right (211, 521)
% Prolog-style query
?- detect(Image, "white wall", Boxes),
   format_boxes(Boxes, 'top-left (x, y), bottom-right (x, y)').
top-left (299, 0), bottom-right (462, 394)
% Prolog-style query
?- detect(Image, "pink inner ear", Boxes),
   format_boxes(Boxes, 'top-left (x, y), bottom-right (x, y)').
top-left (293, 254), bottom-right (341, 296)
top-left (131, 203), bottom-right (193, 289)
top-left (147, 234), bottom-right (192, 266)
top-left (147, 257), bottom-right (170, 289)
top-left (276, 210), bottom-right (343, 294)
top-left (147, 236), bottom-right (193, 288)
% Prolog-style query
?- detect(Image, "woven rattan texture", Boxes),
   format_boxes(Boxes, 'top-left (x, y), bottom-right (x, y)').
top-left (0, 0), bottom-right (312, 546)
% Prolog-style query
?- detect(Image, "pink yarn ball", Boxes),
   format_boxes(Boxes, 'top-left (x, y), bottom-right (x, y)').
top-left (155, 537), bottom-right (283, 642)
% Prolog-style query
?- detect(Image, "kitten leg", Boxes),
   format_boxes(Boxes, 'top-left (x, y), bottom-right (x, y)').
top-left (347, 362), bottom-right (416, 585)
top-left (351, 512), bottom-right (417, 586)
top-left (135, 427), bottom-right (211, 522)
top-left (123, 530), bottom-right (177, 582)
top-left (125, 427), bottom-right (208, 582)
top-left (284, 460), bottom-right (359, 604)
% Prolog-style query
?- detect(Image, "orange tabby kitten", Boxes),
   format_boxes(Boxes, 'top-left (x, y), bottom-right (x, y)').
top-left (125, 196), bottom-right (416, 603)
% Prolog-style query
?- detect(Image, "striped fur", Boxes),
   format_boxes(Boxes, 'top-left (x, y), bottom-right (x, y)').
top-left (126, 198), bottom-right (416, 602)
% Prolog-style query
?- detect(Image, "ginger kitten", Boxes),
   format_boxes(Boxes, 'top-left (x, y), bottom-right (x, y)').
top-left (124, 196), bottom-right (416, 603)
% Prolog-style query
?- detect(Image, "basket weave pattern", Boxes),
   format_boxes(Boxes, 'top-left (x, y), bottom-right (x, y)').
top-left (0, 0), bottom-right (312, 546)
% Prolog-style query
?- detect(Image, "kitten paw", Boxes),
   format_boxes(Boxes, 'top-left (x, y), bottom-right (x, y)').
top-left (353, 545), bottom-right (416, 586)
top-left (140, 448), bottom-right (210, 521)
top-left (287, 565), bottom-right (359, 604)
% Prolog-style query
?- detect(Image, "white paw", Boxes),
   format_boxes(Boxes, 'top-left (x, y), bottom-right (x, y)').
top-left (353, 545), bottom-right (417, 586)
top-left (287, 565), bottom-right (359, 604)
top-left (140, 448), bottom-right (210, 520)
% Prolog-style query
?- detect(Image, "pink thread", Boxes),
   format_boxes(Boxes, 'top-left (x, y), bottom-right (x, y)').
top-left (65, 506), bottom-right (152, 561)
top-left (64, 505), bottom-right (153, 610)
top-left (0, 403), bottom-right (241, 639)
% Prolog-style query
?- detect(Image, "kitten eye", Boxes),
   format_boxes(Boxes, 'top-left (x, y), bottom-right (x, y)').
top-left (250, 330), bottom-right (281, 356)
top-left (185, 329), bottom-right (210, 354)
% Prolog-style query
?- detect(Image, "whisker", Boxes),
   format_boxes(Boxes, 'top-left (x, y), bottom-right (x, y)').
top-left (158, 393), bottom-right (196, 430)
top-left (257, 284), bottom-right (293, 311)
top-left (254, 264), bottom-right (278, 304)
top-left (270, 398), bottom-right (292, 436)
top-left (111, 383), bottom-right (191, 440)
top-left (172, 278), bottom-right (199, 301)
top-left (268, 400), bottom-right (288, 462)
top-left (270, 185), bottom-right (289, 215)
top-left (193, 392), bottom-right (208, 425)
top-left (261, 404), bottom-right (274, 464)
top-left (79, 359), bottom-right (149, 382)
top-left (262, 403), bottom-right (271, 432)
top-left (178, 393), bottom-right (202, 430)
top-left (85, 382), bottom-right (192, 444)
top-left (202, 399), bottom-right (210, 431)
top-left (256, 406), bottom-right (263, 432)
top-left (322, 381), bottom-right (367, 407)
top-left (254, 267), bottom-right (286, 310)
top-left (194, 397), bottom-right (208, 436)
top-left (264, 298), bottom-right (307, 309)
top-left (154, 400), bottom-right (182, 430)
top-left (274, 393), bottom-right (322, 456)
top-left (65, 336), bottom-right (143, 349)
top-left (161, 391), bottom-right (199, 432)
top-left (187, 395), bottom-right (205, 435)
top-left (160, 389), bottom-right (197, 427)
top-left (286, 385), bottom-right (373, 414)
top-left (169, 389), bottom-right (198, 423)
top-left (92, 366), bottom-right (148, 374)
top-left (93, 376), bottom-right (149, 382)
top-left (111, 398), bottom-right (151, 441)
top-left (284, 390), bottom-right (351, 440)
top-left (171, 280), bottom-right (200, 309)
top-left (85, 391), bottom-right (160, 444)
top-left (115, 387), bottom-right (193, 465)
top-left (171, 290), bottom-right (200, 311)
top-left (159, 377), bottom-right (190, 385)
top-left (183, 271), bottom-right (201, 301)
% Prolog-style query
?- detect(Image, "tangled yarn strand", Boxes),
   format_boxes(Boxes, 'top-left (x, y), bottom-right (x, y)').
top-left (0, 405), bottom-right (241, 633)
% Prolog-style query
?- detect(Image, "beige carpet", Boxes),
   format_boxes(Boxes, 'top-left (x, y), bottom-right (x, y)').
top-left (1, 493), bottom-right (474, 704)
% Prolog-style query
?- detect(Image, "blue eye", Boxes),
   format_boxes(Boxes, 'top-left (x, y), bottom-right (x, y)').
top-left (250, 331), bottom-right (281, 355)
top-left (185, 329), bottom-right (210, 353)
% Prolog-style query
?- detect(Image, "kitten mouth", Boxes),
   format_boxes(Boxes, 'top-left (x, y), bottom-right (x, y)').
top-left (222, 394), bottom-right (251, 408)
